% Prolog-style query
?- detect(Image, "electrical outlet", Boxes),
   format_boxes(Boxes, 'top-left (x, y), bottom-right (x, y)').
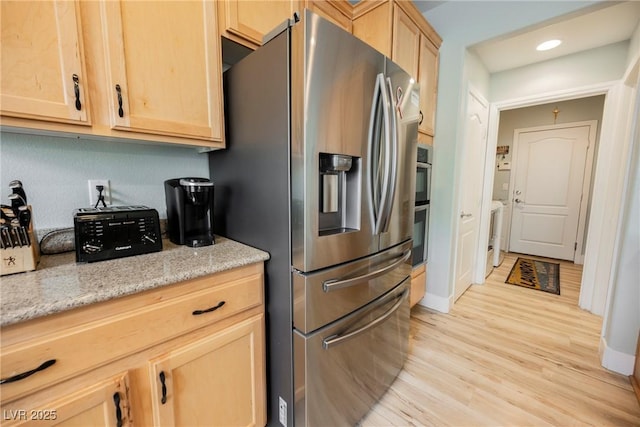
top-left (88, 179), bottom-right (111, 207)
top-left (278, 396), bottom-right (287, 426)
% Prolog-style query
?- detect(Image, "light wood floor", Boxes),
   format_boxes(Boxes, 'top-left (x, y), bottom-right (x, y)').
top-left (361, 253), bottom-right (640, 426)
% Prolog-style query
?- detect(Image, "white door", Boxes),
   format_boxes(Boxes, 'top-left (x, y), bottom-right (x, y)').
top-left (509, 123), bottom-right (595, 260)
top-left (455, 90), bottom-right (489, 301)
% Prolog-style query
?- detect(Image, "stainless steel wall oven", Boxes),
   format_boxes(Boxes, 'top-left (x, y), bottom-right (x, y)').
top-left (415, 145), bottom-right (432, 206)
top-left (412, 144), bottom-right (431, 267)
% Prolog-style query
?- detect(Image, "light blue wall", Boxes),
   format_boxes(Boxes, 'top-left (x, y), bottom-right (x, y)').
top-left (490, 41), bottom-right (629, 101)
top-left (0, 132), bottom-right (210, 230)
top-left (424, 0), bottom-right (602, 303)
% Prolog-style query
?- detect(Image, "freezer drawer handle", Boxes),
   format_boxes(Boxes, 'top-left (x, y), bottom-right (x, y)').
top-left (192, 300), bottom-right (226, 316)
top-left (322, 250), bottom-right (411, 292)
top-left (0, 359), bottom-right (56, 385)
top-left (322, 287), bottom-right (409, 350)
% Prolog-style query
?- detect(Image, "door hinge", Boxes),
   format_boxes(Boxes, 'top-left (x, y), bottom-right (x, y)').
top-left (575, 242), bottom-right (578, 251)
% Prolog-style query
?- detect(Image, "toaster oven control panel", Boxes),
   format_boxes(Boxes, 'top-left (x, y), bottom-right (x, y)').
top-left (73, 206), bottom-right (162, 263)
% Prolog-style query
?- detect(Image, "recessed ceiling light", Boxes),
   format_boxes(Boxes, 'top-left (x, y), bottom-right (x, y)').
top-left (536, 39), bottom-right (562, 51)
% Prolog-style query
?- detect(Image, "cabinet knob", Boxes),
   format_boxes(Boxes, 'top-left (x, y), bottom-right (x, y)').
top-left (72, 74), bottom-right (82, 111)
top-left (115, 84), bottom-right (124, 118)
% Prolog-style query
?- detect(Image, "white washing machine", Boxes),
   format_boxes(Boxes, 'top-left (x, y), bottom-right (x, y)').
top-left (486, 201), bottom-right (506, 277)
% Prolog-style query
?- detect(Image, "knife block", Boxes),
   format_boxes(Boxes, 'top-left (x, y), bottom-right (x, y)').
top-left (1, 207), bottom-right (39, 276)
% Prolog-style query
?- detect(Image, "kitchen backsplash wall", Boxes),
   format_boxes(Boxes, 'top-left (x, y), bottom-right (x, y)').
top-left (0, 132), bottom-right (210, 230)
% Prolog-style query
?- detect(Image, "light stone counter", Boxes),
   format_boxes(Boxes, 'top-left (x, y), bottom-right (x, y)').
top-left (0, 237), bottom-right (269, 327)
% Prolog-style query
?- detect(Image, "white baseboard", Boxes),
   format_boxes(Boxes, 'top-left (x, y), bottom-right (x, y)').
top-left (417, 291), bottom-right (452, 313)
top-left (599, 336), bottom-right (635, 375)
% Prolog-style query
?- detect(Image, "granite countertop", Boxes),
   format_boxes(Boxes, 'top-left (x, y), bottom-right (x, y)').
top-left (0, 237), bottom-right (270, 328)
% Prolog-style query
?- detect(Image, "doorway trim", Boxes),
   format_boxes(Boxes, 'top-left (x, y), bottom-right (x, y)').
top-left (506, 121), bottom-right (597, 264)
top-left (481, 80), bottom-right (628, 315)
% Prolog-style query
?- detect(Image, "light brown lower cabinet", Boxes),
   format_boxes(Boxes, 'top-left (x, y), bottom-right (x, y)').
top-left (148, 315), bottom-right (265, 427)
top-left (0, 263), bottom-right (266, 427)
top-left (410, 264), bottom-right (426, 308)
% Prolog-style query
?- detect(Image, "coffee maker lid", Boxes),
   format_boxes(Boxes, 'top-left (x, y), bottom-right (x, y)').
top-left (179, 177), bottom-right (214, 187)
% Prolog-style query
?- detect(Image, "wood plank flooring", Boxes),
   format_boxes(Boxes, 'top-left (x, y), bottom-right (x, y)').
top-left (361, 253), bottom-right (640, 426)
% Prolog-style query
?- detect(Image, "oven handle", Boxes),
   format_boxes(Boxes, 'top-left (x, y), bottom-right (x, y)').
top-left (322, 287), bottom-right (409, 350)
top-left (322, 250), bottom-right (411, 292)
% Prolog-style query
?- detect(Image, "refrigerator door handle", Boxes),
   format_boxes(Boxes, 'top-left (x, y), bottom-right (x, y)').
top-left (322, 249), bottom-right (411, 292)
top-left (375, 75), bottom-right (393, 235)
top-left (322, 287), bottom-right (409, 350)
top-left (380, 77), bottom-right (399, 232)
top-left (367, 73), bottom-right (390, 235)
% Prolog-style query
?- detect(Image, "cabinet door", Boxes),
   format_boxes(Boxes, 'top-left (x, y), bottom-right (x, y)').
top-left (0, 1), bottom-right (90, 125)
top-left (418, 35), bottom-right (439, 136)
top-left (306, 1), bottom-right (352, 33)
top-left (1, 373), bottom-right (131, 427)
top-left (352, 2), bottom-right (392, 57)
top-left (219, 0), bottom-right (295, 48)
top-left (391, 4), bottom-right (419, 79)
top-left (101, 0), bottom-right (223, 142)
top-left (148, 315), bottom-right (266, 427)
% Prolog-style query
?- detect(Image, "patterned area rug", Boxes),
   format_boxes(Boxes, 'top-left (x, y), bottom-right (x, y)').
top-left (505, 257), bottom-right (561, 295)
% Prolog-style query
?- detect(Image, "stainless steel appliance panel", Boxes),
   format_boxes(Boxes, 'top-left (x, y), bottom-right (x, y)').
top-left (210, 30), bottom-right (295, 426)
top-left (412, 205), bottom-right (429, 267)
top-left (416, 144), bottom-right (432, 206)
top-left (291, 12), bottom-right (385, 273)
top-left (294, 280), bottom-right (410, 427)
top-left (379, 60), bottom-right (419, 252)
top-left (293, 240), bottom-right (411, 333)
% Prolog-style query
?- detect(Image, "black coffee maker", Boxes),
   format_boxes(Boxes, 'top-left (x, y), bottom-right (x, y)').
top-left (165, 178), bottom-right (215, 247)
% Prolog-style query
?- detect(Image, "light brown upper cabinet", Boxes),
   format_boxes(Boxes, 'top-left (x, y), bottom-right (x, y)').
top-left (101, 1), bottom-right (224, 143)
top-left (304, 0), bottom-right (353, 32)
top-left (0, 1), bottom-right (91, 126)
top-left (392, 4), bottom-right (420, 79)
top-left (418, 34), bottom-right (439, 137)
top-left (218, 1), bottom-right (351, 50)
top-left (1, 0), bottom-right (225, 149)
top-left (218, 0), bottom-right (296, 49)
top-left (352, 1), bottom-right (392, 57)
top-left (352, 1), bottom-right (441, 139)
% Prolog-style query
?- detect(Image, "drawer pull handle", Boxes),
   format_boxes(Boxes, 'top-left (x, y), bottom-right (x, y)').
top-left (0, 359), bottom-right (56, 385)
top-left (72, 74), bottom-right (82, 111)
top-left (113, 392), bottom-right (123, 427)
top-left (192, 300), bottom-right (226, 316)
top-left (419, 110), bottom-right (424, 125)
top-left (159, 371), bottom-right (167, 404)
top-left (115, 84), bottom-right (124, 118)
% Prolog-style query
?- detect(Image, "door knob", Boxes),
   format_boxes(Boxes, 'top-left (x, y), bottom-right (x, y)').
top-left (515, 199), bottom-right (524, 203)
top-left (460, 211), bottom-right (472, 218)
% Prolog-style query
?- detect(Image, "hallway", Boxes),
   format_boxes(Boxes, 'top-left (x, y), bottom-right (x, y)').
top-left (361, 253), bottom-right (640, 426)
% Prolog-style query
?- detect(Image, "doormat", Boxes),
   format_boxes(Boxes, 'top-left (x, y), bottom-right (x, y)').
top-left (505, 257), bottom-right (560, 295)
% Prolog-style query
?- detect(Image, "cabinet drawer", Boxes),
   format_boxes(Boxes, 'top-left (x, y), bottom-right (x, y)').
top-left (1, 269), bottom-right (263, 403)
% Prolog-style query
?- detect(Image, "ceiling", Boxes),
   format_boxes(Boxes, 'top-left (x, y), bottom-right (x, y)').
top-left (415, 1), bottom-right (640, 73)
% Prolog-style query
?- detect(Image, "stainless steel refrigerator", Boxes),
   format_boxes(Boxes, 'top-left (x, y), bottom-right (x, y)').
top-left (210, 10), bottom-right (419, 426)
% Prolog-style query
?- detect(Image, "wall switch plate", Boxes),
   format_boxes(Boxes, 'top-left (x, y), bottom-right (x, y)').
top-left (88, 179), bottom-right (111, 207)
